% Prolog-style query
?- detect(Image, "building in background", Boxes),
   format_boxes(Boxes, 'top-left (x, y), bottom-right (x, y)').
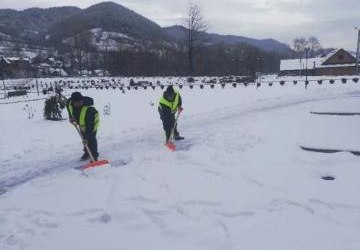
top-left (0, 57), bottom-right (33, 78)
top-left (0, 56), bottom-right (69, 78)
top-left (279, 49), bottom-right (356, 76)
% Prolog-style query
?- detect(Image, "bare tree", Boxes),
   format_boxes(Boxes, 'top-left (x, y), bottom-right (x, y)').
top-left (298, 37), bottom-right (308, 58)
top-left (103, 32), bottom-right (113, 76)
top-left (186, 2), bottom-right (207, 75)
top-left (13, 43), bottom-right (23, 57)
top-left (293, 37), bottom-right (308, 58)
top-left (293, 38), bottom-right (301, 58)
top-left (308, 36), bottom-right (321, 57)
top-left (293, 36), bottom-right (322, 58)
top-left (70, 31), bottom-right (92, 74)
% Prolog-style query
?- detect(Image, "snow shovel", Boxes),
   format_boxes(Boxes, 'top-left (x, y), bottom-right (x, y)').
top-left (73, 123), bottom-right (110, 170)
top-left (165, 109), bottom-right (183, 151)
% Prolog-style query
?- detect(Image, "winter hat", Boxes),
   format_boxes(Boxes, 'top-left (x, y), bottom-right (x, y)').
top-left (71, 92), bottom-right (83, 101)
top-left (166, 85), bottom-right (174, 94)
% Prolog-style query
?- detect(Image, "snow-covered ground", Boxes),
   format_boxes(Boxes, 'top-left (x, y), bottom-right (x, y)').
top-left (1, 77), bottom-right (360, 250)
top-left (298, 97), bottom-right (360, 152)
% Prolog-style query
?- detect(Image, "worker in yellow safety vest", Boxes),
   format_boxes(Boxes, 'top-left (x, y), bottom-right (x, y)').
top-left (67, 92), bottom-right (100, 161)
top-left (158, 86), bottom-right (184, 144)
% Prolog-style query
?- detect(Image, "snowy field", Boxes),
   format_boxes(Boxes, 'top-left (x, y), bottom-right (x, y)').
top-left (1, 76), bottom-right (360, 250)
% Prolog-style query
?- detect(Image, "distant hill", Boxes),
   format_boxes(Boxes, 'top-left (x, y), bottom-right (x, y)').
top-left (0, 1), bottom-right (292, 55)
top-left (163, 25), bottom-right (292, 54)
top-left (47, 2), bottom-right (166, 44)
top-left (0, 7), bottom-right (81, 42)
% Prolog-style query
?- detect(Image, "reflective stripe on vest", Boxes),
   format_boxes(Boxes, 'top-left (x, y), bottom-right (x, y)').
top-left (159, 91), bottom-right (180, 114)
top-left (68, 102), bottom-right (99, 132)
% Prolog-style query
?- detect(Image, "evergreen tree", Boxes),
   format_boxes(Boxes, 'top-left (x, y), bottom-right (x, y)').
top-left (43, 94), bottom-right (66, 121)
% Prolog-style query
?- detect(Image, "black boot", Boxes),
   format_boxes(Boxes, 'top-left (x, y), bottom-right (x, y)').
top-left (80, 153), bottom-right (90, 161)
top-left (174, 134), bottom-right (185, 141)
top-left (92, 153), bottom-right (99, 162)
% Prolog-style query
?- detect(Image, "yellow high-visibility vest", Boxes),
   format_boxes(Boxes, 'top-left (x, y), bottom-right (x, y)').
top-left (68, 102), bottom-right (99, 132)
top-left (159, 91), bottom-right (180, 114)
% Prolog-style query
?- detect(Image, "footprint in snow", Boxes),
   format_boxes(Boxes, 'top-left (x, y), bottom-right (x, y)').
top-left (125, 196), bottom-right (159, 204)
top-left (216, 210), bottom-right (255, 218)
top-left (88, 213), bottom-right (112, 224)
top-left (182, 200), bottom-right (222, 207)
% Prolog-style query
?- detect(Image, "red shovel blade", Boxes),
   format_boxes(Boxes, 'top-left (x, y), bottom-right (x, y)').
top-left (82, 160), bottom-right (110, 170)
top-left (165, 142), bottom-right (176, 152)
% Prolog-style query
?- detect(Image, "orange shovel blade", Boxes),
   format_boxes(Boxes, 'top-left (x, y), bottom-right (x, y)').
top-left (82, 160), bottom-right (110, 170)
top-left (165, 142), bottom-right (176, 152)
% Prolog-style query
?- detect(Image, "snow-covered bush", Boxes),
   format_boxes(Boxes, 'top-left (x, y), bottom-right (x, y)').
top-left (23, 104), bottom-right (36, 119)
top-left (103, 103), bottom-right (111, 116)
top-left (187, 77), bottom-right (195, 83)
top-left (43, 95), bottom-right (66, 121)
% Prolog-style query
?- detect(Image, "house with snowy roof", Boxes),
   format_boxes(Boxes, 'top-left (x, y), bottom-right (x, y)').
top-left (279, 48), bottom-right (357, 76)
top-left (0, 56), bottom-right (33, 78)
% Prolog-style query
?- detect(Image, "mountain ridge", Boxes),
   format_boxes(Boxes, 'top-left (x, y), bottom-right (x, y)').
top-left (163, 25), bottom-right (291, 54)
top-left (0, 1), bottom-right (291, 55)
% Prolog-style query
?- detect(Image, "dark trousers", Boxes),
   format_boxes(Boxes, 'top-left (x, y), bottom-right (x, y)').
top-left (162, 114), bottom-right (179, 142)
top-left (82, 132), bottom-right (99, 160)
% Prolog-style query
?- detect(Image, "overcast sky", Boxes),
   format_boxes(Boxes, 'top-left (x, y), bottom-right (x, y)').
top-left (0, 0), bottom-right (358, 50)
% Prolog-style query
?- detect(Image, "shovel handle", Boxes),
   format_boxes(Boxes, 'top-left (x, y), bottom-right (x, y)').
top-left (73, 123), bottom-right (96, 163)
top-left (169, 110), bottom-right (182, 142)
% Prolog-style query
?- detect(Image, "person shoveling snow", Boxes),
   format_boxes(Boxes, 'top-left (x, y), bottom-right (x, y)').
top-left (67, 92), bottom-right (109, 169)
top-left (158, 86), bottom-right (184, 151)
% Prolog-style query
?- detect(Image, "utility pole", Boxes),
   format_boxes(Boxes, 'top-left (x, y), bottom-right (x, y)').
top-left (257, 57), bottom-right (262, 89)
top-left (0, 68), bottom-right (5, 90)
top-left (356, 27), bottom-right (360, 75)
top-left (33, 62), bottom-right (40, 96)
top-left (305, 48), bottom-right (309, 80)
top-left (305, 47), bottom-right (310, 90)
top-left (35, 76), bottom-right (39, 96)
top-left (1, 73), bottom-right (4, 90)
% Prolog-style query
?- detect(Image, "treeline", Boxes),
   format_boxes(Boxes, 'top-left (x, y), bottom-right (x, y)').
top-left (77, 43), bottom-right (283, 77)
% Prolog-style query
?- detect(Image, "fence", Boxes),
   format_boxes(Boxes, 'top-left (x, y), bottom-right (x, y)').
top-left (1, 76), bottom-right (359, 105)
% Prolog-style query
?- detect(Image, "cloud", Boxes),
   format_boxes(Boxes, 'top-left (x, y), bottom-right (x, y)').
top-left (0, 0), bottom-right (357, 50)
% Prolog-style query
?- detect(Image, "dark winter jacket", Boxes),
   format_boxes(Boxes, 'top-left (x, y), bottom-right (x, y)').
top-left (158, 92), bottom-right (182, 130)
top-left (67, 97), bottom-right (98, 139)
